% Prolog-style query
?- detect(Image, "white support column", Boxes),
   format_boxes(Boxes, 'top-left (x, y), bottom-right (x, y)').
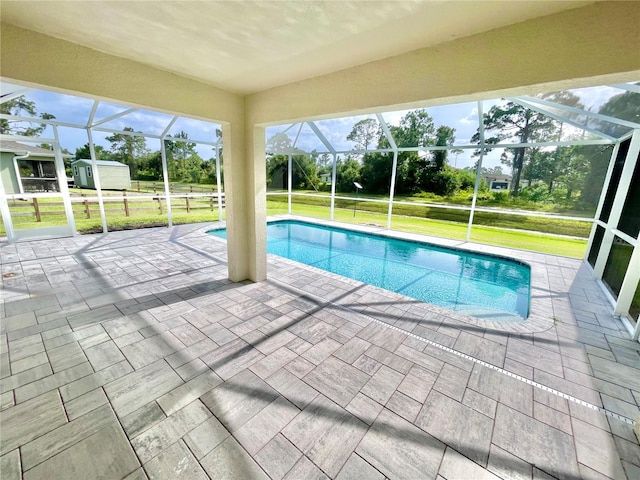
top-left (86, 129), bottom-right (108, 234)
top-left (215, 144), bottom-right (223, 220)
top-left (467, 101), bottom-right (485, 242)
top-left (0, 164), bottom-right (15, 241)
top-left (287, 154), bottom-right (293, 215)
top-left (224, 121), bottom-right (267, 282)
top-left (12, 156), bottom-right (24, 194)
top-left (160, 139), bottom-right (173, 228)
top-left (386, 151), bottom-right (398, 230)
top-left (377, 114), bottom-right (398, 230)
top-left (52, 126), bottom-right (77, 235)
top-left (330, 153), bottom-right (337, 220)
top-left (160, 117), bottom-right (178, 228)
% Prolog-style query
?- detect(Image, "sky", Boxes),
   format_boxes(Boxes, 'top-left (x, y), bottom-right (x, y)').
top-left (0, 82), bottom-right (632, 171)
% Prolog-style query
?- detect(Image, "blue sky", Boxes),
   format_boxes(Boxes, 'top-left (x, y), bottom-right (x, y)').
top-left (2, 83), bottom-right (629, 170)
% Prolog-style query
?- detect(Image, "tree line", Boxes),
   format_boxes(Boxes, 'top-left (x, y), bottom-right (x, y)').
top-left (266, 88), bottom-right (639, 211)
top-left (72, 128), bottom-right (222, 184)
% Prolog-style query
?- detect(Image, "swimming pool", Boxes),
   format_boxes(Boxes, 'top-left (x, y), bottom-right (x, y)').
top-left (209, 220), bottom-right (531, 321)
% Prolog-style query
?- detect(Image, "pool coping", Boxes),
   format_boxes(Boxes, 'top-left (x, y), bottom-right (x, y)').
top-left (204, 215), bottom-right (569, 335)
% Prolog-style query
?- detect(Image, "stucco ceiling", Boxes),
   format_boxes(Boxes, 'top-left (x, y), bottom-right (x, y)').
top-left (1, 1), bottom-right (593, 94)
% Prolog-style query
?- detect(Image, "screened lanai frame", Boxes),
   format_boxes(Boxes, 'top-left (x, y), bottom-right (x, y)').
top-left (262, 84), bottom-right (640, 338)
top-left (1, 82), bottom-right (639, 338)
top-left (0, 84), bottom-right (225, 241)
top-left (265, 97), bottom-right (625, 233)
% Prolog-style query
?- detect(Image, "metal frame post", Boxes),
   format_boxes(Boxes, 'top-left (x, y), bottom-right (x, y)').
top-left (215, 143), bottom-right (223, 220)
top-left (467, 101), bottom-right (485, 242)
top-left (52, 125), bottom-right (77, 235)
top-left (377, 114), bottom-right (398, 230)
top-left (86, 129), bottom-right (108, 233)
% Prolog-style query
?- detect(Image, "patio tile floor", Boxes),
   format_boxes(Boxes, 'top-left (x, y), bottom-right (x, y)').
top-left (1, 220), bottom-right (639, 479)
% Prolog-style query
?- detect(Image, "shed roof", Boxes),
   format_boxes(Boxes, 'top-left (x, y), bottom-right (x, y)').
top-left (72, 159), bottom-right (128, 167)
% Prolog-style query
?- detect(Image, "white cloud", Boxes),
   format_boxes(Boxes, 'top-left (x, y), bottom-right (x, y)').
top-left (459, 107), bottom-right (478, 125)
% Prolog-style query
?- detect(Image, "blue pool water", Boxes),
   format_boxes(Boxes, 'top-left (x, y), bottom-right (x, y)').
top-left (209, 220), bottom-right (531, 321)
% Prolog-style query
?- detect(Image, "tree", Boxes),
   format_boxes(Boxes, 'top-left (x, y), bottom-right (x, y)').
top-left (396, 110), bottom-right (436, 147)
top-left (335, 156), bottom-right (362, 193)
top-left (450, 148), bottom-right (464, 167)
top-left (358, 109), bottom-right (452, 195)
top-left (597, 87), bottom-right (640, 137)
top-left (522, 148), bottom-right (556, 192)
top-left (432, 125), bottom-right (455, 171)
top-left (0, 98), bottom-right (55, 136)
top-left (317, 153), bottom-right (332, 172)
top-left (347, 119), bottom-right (379, 151)
top-left (575, 88), bottom-right (640, 210)
top-left (472, 102), bottom-right (559, 195)
top-left (74, 143), bottom-right (110, 160)
top-left (556, 147), bottom-right (588, 199)
top-left (143, 151), bottom-right (163, 180)
top-left (266, 132), bottom-right (293, 154)
top-left (164, 131), bottom-right (204, 182)
top-left (577, 144), bottom-right (613, 209)
top-left (106, 127), bottom-right (149, 179)
top-left (266, 154), bottom-right (319, 190)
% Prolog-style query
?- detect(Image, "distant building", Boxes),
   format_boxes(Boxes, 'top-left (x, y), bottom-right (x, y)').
top-left (483, 174), bottom-right (512, 191)
top-left (0, 141), bottom-right (72, 193)
top-left (320, 173), bottom-right (332, 184)
top-left (72, 159), bottom-right (131, 190)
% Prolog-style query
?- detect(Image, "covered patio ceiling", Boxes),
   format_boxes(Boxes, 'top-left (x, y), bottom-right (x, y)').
top-left (0, 1), bottom-right (593, 95)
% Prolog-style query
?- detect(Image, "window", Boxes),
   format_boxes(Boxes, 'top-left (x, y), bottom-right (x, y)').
top-left (602, 236), bottom-right (633, 299)
top-left (588, 225), bottom-right (605, 268)
top-left (87, 166), bottom-right (92, 177)
top-left (73, 166), bottom-right (79, 176)
top-left (41, 161), bottom-right (56, 178)
top-left (600, 138), bottom-right (630, 223)
top-left (618, 147), bottom-right (640, 238)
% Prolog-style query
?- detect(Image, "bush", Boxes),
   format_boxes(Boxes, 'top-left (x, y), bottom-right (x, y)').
top-left (519, 184), bottom-right (550, 202)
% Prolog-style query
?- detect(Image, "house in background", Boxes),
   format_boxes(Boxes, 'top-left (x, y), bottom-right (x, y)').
top-left (0, 140), bottom-right (72, 193)
top-left (483, 174), bottom-right (512, 192)
top-left (72, 159), bottom-right (131, 190)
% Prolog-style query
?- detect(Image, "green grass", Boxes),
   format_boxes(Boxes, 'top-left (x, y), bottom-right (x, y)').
top-left (268, 199), bottom-right (587, 258)
top-left (2, 193), bottom-right (587, 259)
top-left (270, 192), bottom-right (592, 237)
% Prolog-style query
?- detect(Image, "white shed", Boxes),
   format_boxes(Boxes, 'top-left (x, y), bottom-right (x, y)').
top-left (72, 159), bottom-right (131, 190)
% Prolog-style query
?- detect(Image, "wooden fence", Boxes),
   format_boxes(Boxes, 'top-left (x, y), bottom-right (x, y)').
top-left (9, 193), bottom-right (224, 222)
top-left (129, 181), bottom-right (220, 194)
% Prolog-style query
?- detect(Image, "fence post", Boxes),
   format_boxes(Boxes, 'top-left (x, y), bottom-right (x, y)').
top-left (210, 194), bottom-right (214, 211)
top-left (158, 197), bottom-right (163, 214)
top-left (137, 180), bottom-right (140, 193)
top-left (83, 194), bottom-right (90, 219)
top-left (33, 198), bottom-right (41, 222)
top-left (123, 192), bottom-right (130, 217)
top-left (186, 196), bottom-right (190, 213)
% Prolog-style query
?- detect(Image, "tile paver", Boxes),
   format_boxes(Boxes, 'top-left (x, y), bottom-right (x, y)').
top-left (0, 221), bottom-right (638, 480)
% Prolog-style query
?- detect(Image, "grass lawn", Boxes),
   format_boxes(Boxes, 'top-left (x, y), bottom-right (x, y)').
top-left (269, 201), bottom-right (587, 259)
top-left (1, 194), bottom-right (586, 259)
